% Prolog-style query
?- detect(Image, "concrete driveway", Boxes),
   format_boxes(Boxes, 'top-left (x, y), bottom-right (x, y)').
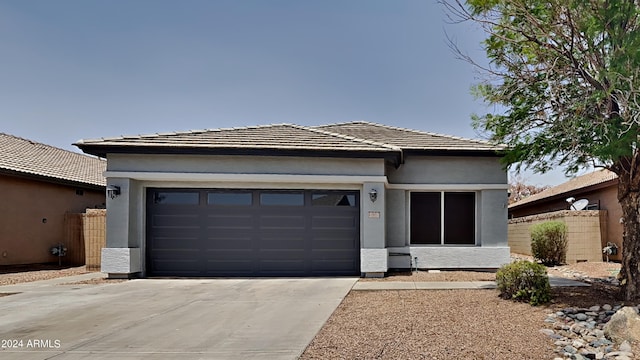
top-left (0, 276), bottom-right (357, 360)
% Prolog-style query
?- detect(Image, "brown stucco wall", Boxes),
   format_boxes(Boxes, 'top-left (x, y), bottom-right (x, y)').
top-left (0, 175), bottom-right (105, 265)
top-left (509, 183), bottom-right (622, 261)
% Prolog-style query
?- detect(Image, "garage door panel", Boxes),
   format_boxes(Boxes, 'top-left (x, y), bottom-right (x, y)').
top-left (147, 188), bottom-right (359, 277)
top-left (149, 226), bottom-right (200, 236)
top-left (149, 259), bottom-right (201, 276)
top-left (258, 248), bottom-right (305, 258)
top-left (311, 248), bottom-right (359, 258)
top-left (311, 237), bottom-right (358, 250)
top-left (150, 249), bottom-right (200, 258)
top-left (312, 259), bottom-right (359, 272)
top-left (206, 215), bottom-right (254, 229)
top-left (259, 215), bottom-right (306, 229)
top-left (205, 259), bottom-right (254, 269)
top-left (259, 237), bottom-right (305, 250)
top-left (150, 237), bottom-right (201, 250)
top-left (311, 216), bottom-right (357, 229)
top-left (150, 214), bottom-right (200, 228)
top-left (204, 238), bottom-right (253, 250)
top-left (258, 259), bottom-right (306, 274)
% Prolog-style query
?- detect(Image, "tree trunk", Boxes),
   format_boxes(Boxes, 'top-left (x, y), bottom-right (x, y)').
top-left (615, 158), bottom-right (640, 301)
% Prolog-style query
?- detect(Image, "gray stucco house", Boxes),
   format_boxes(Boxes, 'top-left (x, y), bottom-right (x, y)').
top-left (75, 121), bottom-right (509, 278)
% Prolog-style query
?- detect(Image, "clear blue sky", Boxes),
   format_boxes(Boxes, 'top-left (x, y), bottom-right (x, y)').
top-left (0, 0), bottom-right (573, 185)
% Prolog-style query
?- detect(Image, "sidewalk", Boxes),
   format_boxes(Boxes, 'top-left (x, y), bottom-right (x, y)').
top-left (352, 276), bottom-right (590, 291)
top-left (0, 272), bottom-right (590, 293)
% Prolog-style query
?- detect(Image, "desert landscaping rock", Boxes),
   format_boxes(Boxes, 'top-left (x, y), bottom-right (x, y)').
top-left (543, 305), bottom-right (640, 359)
top-left (604, 306), bottom-right (640, 344)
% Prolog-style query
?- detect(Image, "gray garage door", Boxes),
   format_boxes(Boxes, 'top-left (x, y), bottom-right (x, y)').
top-left (146, 189), bottom-right (360, 277)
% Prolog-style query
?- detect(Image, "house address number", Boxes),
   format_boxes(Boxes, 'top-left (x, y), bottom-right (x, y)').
top-left (368, 211), bottom-right (380, 219)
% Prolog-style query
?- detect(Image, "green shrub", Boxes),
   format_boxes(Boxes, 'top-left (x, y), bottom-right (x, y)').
top-left (496, 260), bottom-right (551, 305)
top-left (530, 221), bottom-right (568, 266)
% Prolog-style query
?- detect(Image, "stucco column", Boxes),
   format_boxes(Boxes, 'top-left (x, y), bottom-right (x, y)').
top-left (101, 177), bottom-right (141, 277)
top-left (361, 182), bottom-right (387, 276)
top-left (479, 189), bottom-right (509, 247)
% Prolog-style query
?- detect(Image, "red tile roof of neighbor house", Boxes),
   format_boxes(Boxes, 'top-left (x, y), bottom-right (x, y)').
top-left (75, 121), bottom-right (505, 158)
top-left (508, 169), bottom-right (618, 209)
top-left (0, 133), bottom-right (106, 188)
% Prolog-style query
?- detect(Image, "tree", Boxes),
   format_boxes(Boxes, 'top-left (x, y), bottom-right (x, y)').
top-left (508, 174), bottom-right (549, 204)
top-left (442, 0), bottom-right (640, 300)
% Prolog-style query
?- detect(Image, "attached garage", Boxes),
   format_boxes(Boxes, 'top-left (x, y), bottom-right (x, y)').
top-left (146, 188), bottom-right (360, 277)
top-left (75, 121), bottom-right (509, 278)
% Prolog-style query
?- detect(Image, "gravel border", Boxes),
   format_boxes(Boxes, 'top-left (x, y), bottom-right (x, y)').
top-left (303, 258), bottom-right (632, 360)
top-left (0, 265), bottom-right (91, 286)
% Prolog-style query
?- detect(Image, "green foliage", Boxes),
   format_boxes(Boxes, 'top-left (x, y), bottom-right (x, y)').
top-left (496, 260), bottom-right (551, 305)
top-left (530, 221), bottom-right (568, 266)
top-left (444, 0), bottom-right (640, 299)
top-left (446, 0), bottom-right (640, 174)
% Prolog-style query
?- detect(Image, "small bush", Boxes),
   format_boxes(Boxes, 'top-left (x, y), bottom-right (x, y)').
top-left (530, 221), bottom-right (568, 266)
top-left (496, 260), bottom-right (551, 305)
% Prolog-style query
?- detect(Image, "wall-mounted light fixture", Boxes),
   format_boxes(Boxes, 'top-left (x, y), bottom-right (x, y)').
top-left (106, 185), bottom-right (121, 199)
top-left (368, 188), bottom-right (378, 203)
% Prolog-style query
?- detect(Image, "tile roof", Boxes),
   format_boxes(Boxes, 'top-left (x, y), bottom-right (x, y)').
top-left (315, 121), bottom-right (504, 151)
top-left (0, 133), bottom-right (106, 187)
top-left (76, 121), bottom-right (504, 158)
top-left (76, 124), bottom-right (397, 153)
top-left (509, 169), bottom-right (618, 209)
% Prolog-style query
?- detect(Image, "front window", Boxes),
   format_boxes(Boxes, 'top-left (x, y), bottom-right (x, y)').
top-left (410, 191), bottom-right (476, 245)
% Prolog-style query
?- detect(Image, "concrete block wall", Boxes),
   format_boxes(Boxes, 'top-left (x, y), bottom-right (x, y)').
top-left (83, 209), bottom-right (106, 271)
top-left (508, 210), bottom-right (606, 263)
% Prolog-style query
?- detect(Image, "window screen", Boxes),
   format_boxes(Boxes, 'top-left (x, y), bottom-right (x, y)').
top-left (410, 192), bottom-right (441, 245)
top-left (410, 192), bottom-right (476, 245)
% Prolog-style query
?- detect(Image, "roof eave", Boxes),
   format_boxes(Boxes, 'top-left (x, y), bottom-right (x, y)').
top-left (0, 168), bottom-right (106, 191)
top-left (402, 148), bottom-right (505, 157)
top-left (75, 144), bottom-right (401, 162)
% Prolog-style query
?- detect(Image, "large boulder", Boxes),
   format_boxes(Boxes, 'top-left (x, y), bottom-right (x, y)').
top-left (604, 306), bottom-right (640, 344)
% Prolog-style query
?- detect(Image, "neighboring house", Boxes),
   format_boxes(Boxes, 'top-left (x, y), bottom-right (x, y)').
top-left (75, 121), bottom-right (509, 278)
top-left (0, 133), bottom-right (106, 266)
top-left (508, 169), bottom-right (621, 261)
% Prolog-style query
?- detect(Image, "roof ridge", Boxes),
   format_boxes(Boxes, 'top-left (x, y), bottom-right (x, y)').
top-left (294, 124), bottom-right (400, 151)
top-left (358, 121), bottom-right (497, 145)
top-left (314, 121), bottom-right (498, 146)
top-left (76, 123), bottom-right (295, 144)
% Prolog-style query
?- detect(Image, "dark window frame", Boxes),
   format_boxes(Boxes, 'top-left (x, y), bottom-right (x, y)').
top-left (410, 191), bottom-right (477, 246)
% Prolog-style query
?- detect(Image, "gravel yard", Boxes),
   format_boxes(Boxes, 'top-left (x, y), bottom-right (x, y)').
top-left (0, 264), bottom-right (91, 286)
top-left (302, 257), bottom-right (633, 360)
top-left (302, 289), bottom-right (555, 359)
top-left (1, 257), bottom-right (635, 359)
